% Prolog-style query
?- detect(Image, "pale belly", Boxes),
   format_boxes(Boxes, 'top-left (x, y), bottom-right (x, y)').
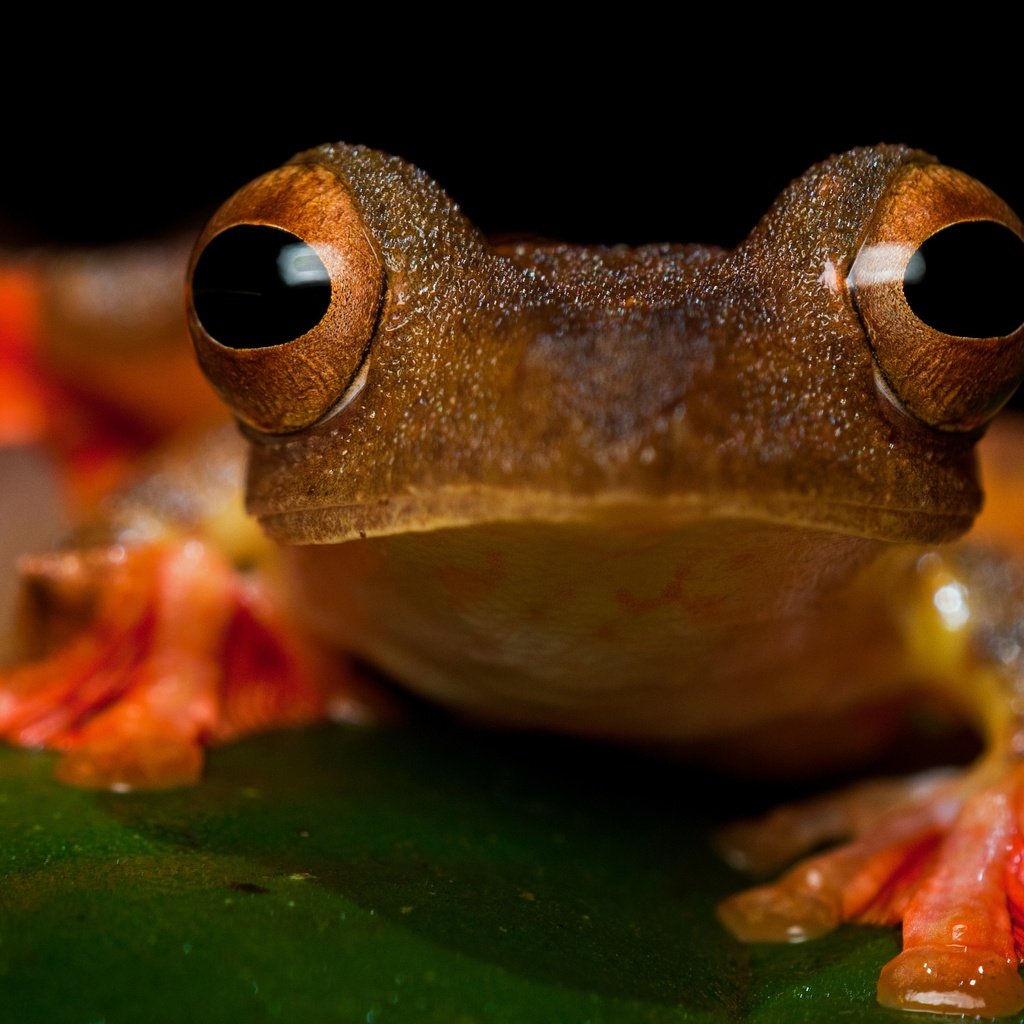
top-left (282, 516), bottom-right (915, 741)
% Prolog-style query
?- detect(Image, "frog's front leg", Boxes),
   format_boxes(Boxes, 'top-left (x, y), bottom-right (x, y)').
top-left (0, 426), bottom-right (377, 790)
top-left (718, 545), bottom-right (1024, 1016)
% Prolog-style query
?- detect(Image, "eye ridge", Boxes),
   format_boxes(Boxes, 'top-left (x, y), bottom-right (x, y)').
top-left (192, 224), bottom-right (332, 350)
top-left (902, 220), bottom-right (1024, 340)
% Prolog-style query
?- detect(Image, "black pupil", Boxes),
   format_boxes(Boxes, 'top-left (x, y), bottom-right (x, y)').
top-left (903, 220), bottom-right (1024, 338)
top-left (191, 225), bottom-right (331, 349)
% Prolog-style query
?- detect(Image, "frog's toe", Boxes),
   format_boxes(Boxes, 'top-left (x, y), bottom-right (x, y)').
top-left (716, 768), bottom-right (958, 874)
top-left (716, 871), bottom-right (841, 942)
top-left (1, 538), bottom-right (351, 789)
top-left (719, 763), bottom-right (1024, 1017)
top-left (874, 769), bottom-right (1024, 1015)
top-left (55, 728), bottom-right (206, 790)
top-left (718, 817), bottom-right (944, 942)
top-left (877, 945), bottom-right (1024, 1016)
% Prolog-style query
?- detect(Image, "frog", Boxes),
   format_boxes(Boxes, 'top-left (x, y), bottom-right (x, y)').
top-left (3, 141), bottom-right (1024, 1017)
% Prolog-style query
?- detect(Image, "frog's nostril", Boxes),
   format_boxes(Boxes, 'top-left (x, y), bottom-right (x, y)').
top-left (192, 225), bottom-right (332, 349)
top-left (902, 221), bottom-right (1024, 340)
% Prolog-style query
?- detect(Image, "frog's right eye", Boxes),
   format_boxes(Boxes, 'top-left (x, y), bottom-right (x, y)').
top-left (187, 164), bottom-right (383, 435)
top-left (902, 221), bottom-right (1024, 340)
top-left (849, 162), bottom-right (1024, 432)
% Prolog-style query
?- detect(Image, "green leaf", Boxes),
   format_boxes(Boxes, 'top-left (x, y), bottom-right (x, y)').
top-left (0, 720), bottom-right (987, 1023)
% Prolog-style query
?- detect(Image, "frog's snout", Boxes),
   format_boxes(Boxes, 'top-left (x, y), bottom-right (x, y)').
top-left (186, 163), bottom-right (383, 435)
top-left (849, 162), bottom-right (1024, 432)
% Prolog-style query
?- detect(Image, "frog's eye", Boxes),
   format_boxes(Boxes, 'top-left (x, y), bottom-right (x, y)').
top-left (849, 163), bottom-right (1024, 431)
top-left (192, 226), bottom-right (332, 349)
top-left (187, 164), bottom-right (382, 434)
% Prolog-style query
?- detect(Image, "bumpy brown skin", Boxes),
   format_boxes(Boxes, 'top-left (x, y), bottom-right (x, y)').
top-left (232, 144), bottom-right (981, 547)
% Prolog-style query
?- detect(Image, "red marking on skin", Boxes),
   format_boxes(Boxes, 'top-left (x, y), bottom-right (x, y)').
top-left (681, 593), bottom-right (729, 619)
top-left (726, 551), bottom-right (759, 571)
top-left (1005, 835), bottom-right (1024, 959)
top-left (0, 265), bottom-right (185, 507)
top-left (855, 831), bottom-right (942, 926)
top-left (216, 583), bottom-right (333, 742)
top-left (0, 540), bottom-right (354, 789)
top-left (0, 268), bottom-right (51, 446)
top-left (615, 565), bottom-right (691, 612)
top-left (436, 549), bottom-right (507, 609)
top-left (40, 378), bottom-right (163, 507)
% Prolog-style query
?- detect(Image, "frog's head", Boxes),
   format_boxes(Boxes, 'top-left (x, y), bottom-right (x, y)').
top-left (185, 144), bottom-right (1024, 547)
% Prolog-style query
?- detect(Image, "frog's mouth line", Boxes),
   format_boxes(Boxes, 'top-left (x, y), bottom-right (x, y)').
top-left (254, 487), bottom-right (976, 548)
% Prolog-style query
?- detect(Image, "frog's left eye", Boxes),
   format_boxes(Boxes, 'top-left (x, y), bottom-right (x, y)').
top-left (187, 164), bottom-right (383, 434)
top-left (849, 163), bottom-right (1024, 431)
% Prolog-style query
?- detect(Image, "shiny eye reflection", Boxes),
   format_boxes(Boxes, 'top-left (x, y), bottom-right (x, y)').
top-left (851, 243), bottom-right (917, 287)
top-left (192, 225), bottom-right (332, 349)
top-left (904, 249), bottom-right (926, 286)
top-left (278, 243), bottom-right (330, 286)
top-left (903, 221), bottom-right (1024, 338)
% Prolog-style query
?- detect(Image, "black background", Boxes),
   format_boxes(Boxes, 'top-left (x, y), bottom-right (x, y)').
top-left (1, 44), bottom-right (1018, 254)
top-left (1, 36), bottom-right (1021, 430)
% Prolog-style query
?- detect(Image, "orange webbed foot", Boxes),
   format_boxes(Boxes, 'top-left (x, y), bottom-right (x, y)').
top-left (1, 538), bottom-right (365, 790)
top-left (717, 762), bottom-right (1024, 1017)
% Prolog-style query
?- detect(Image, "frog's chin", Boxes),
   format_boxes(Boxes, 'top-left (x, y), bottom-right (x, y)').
top-left (253, 488), bottom-right (976, 547)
